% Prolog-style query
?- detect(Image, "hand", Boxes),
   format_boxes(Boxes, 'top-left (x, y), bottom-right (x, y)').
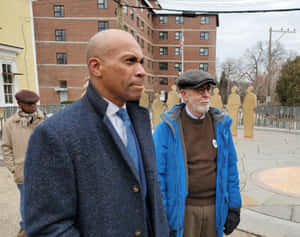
top-left (224, 208), bottom-right (240, 235)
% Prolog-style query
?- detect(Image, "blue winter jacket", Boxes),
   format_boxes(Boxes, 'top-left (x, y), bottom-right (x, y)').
top-left (153, 104), bottom-right (242, 237)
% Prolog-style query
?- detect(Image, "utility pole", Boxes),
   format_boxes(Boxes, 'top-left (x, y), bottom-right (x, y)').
top-left (115, 0), bottom-right (124, 30)
top-left (267, 27), bottom-right (296, 103)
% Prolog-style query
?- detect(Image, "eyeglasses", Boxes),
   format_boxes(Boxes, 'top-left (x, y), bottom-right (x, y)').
top-left (196, 85), bottom-right (213, 94)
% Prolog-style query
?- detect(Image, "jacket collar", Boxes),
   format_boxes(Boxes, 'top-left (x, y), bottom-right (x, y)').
top-left (162, 103), bottom-right (225, 124)
top-left (84, 80), bottom-right (146, 119)
top-left (12, 109), bottom-right (45, 123)
top-left (84, 81), bottom-right (108, 118)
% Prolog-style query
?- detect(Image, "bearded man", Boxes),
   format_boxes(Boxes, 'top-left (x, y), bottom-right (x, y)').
top-left (153, 70), bottom-right (242, 237)
top-left (1, 90), bottom-right (45, 237)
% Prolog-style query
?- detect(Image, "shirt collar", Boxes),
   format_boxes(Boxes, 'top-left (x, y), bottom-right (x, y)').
top-left (185, 104), bottom-right (205, 120)
top-left (103, 97), bottom-right (126, 116)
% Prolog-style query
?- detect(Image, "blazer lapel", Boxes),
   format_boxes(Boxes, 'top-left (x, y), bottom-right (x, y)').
top-left (103, 115), bottom-right (141, 184)
top-left (127, 102), bottom-right (155, 174)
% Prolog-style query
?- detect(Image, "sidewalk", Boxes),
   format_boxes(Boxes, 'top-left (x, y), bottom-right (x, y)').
top-left (1, 128), bottom-right (300, 237)
top-left (234, 128), bottom-right (300, 237)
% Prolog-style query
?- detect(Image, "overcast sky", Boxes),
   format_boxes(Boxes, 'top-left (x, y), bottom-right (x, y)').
top-left (158, 0), bottom-right (300, 66)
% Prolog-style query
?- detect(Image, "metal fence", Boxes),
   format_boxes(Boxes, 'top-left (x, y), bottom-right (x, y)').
top-left (1, 104), bottom-right (300, 138)
top-left (237, 105), bottom-right (300, 130)
top-left (0, 104), bottom-right (67, 136)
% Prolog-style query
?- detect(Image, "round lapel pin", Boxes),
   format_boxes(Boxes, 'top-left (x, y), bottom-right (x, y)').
top-left (212, 139), bottom-right (218, 148)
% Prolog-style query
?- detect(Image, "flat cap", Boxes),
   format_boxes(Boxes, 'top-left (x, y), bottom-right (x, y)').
top-left (175, 70), bottom-right (216, 89)
top-left (15, 90), bottom-right (40, 103)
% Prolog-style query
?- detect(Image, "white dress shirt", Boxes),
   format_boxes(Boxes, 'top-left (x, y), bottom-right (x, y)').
top-left (103, 98), bottom-right (127, 146)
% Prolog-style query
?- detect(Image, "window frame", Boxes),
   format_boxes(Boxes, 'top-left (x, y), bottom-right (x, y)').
top-left (53, 5), bottom-right (64, 17)
top-left (175, 31), bottom-right (183, 40)
top-left (159, 62), bottom-right (168, 70)
top-left (159, 31), bottom-right (168, 40)
top-left (199, 63), bottom-right (209, 71)
top-left (98, 21), bottom-right (109, 32)
top-left (159, 16), bottom-right (168, 24)
top-left (97, 0), bottom-right (108, 9)
top-left (200, 32), bottom-right (209, 40)
top-left (175, 47), bottom-right (182, 56)
top-left (159, 77), bottom-right (168, 85)
top-left (175, 16), bottom-right (184, 24)
top-left (141, 21), bottom-right (144, 31)
top-left (174, 63), bottom-right (182, 71)
top-left (56, 53), bottom-right (67, 64)
top-left (55, 29), bottom-right (65, 41)
top-left (159, 47), bottom-right (168, 56)
top-left (2, 64), bottom-right (14, 104)
top-left (200, 16), bottom-right (210, 24)
top-left (200, 47), bottom-right (209, 56)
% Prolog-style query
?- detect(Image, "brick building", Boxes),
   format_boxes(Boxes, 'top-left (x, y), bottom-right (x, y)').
top-left (33, 0), bottom-right (219, 104)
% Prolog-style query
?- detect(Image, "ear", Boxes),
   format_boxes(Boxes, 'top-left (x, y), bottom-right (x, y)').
top-left (180, 89), bottom-right (188, 103)
top-left (88, 57), bottom-right (102, 77)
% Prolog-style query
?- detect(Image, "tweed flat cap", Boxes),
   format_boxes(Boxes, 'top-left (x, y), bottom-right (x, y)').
top-left (175, 70), bottom-right (216, 89)
top-left (15, 90), bottom-right (40, 103)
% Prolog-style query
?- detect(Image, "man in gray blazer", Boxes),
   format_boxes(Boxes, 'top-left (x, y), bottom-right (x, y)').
top-left (24, 29), bottom-right (169, 237)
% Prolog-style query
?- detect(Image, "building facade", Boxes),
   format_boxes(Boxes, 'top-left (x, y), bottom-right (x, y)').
top-left (33, 0), bottom-right (218, 104)
top-left (0, 0), bottom-right (39, 107)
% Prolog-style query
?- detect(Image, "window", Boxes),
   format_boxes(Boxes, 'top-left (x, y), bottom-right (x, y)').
top-left (200, 48), bottom-right (209, 56)
top-left (160, 78), bottom-right (168, 85)
top-left (130, 30), bottom-right (135, 36)
top-left (136, 36), bottom-right (140, 43)
top-left (2, 64), bottom-right (14, 104)
top-left (159, 16), bottom-right (168, 24)
top-left (147, 26), bottom-right (150, 36)
top-left (54, 5), bottom-right (64, 17)
top-left (175, 31), bottom-right (183, 40)
top-left (175, 47), bottom-right (182, 56)
top-left (175, 16), bottom-right (184, 24)
top-left (56, 53), bottom-right (67, 64)
top-left (141, 21), bottom-right (144, 31)
top-left (199, 63), bottom-right (208, 71)
top-left (200, 32), bottom-right (209, 40)
top-left (140, 39), bottom-right (144, 49)
top-left (60, 80), bottom-right (67, 88)
top-left (147, 43), bottom-right (151, 53)
top-left (159, 32), bottom-right (168, 40)
top-left (159, 47), bottom-right (168, 55)
top-left (123, 25), bottom-right (128, 32)
top-left (98, 21), bottom-right (108, 31)
top-left (174, 63), bottom-right (182, 71)
top-left (200, 16), bottom-right (209, 24)
top-left (147, 60), bottom-right (151, 68)
top-left (58, 81), bottom-right (68, 103)
top-left (55, 29), bottom-right (65, 41)
top-left (136, 17), bottom-right (140, 27)
top-left (97, 0), bottom-right (107, 9)
top-left (130, 9), bottom-right (134, 20)
top-left (159, 62), bottom-right (168, 70)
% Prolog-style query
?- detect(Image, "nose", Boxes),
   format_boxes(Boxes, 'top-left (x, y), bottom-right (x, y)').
top-left (136, 63), bottom-right (146, 78)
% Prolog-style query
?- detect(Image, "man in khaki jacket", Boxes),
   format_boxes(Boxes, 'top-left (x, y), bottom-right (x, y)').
top-left (1, 90), bottom-right (45, 237)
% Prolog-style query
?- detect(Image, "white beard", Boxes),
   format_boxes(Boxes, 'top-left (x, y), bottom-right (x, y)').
top-left (188, 102), bottom-right (209, 114)
top-left (187, 94), bottom-right (210, 114)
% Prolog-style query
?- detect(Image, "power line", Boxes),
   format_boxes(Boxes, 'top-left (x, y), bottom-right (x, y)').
top-left (113, 0), bottom-right (300, 14)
